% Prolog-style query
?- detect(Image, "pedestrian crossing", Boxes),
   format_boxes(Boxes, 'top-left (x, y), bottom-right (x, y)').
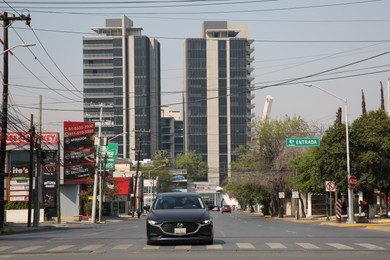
top-left (0, 242), bottom-right (389, 254)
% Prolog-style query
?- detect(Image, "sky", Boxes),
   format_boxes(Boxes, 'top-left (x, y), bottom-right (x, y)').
top-left (0, 0), bottom-right (390, 136)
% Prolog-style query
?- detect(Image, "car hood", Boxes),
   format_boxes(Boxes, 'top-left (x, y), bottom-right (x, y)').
top-left (148, 209), bottom-right (210, 222)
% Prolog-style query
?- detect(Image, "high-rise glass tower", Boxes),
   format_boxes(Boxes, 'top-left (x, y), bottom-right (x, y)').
top-left (83, 16), bottom-right (161, 160)
top-left (183, 21), bottom-right (254, 185)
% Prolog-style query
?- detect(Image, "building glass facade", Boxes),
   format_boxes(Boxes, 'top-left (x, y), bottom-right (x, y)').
top-left (183, 21), bottom-right (254, 185)
top-left (83, 16), bottom-right (160, 160)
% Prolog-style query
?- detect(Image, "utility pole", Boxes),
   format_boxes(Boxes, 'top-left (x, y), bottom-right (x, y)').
top-left (91, 105), bottom-right (103, 223)
top-left (98, 137), bottom-right (107, 223)
top-left (33, 96), bottom-right (42, 227)
top-left (28, 115), bottom-right (34, 227)
top-left (0, 12), bottom-right (31, 229)
top-left (132, 129), bottom-right (149, 218)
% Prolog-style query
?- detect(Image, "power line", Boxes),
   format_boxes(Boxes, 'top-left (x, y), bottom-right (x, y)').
top-left (0, 0), bottom-right (380, 15)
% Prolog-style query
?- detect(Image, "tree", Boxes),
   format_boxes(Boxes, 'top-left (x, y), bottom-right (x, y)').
top-left (350, 109), bottom-right (390, 217)
top-left (361, 90), bottom-right (367, 115)
top-left (229, 116), bottom-right (314, 216)
top-left (153, 150), bottom-right (170, 168)
top-left (174, 150), bottom-right (208, 182)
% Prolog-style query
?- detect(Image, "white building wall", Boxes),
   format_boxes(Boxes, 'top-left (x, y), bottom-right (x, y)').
top-left (206, 39), bottom-right (220, 185)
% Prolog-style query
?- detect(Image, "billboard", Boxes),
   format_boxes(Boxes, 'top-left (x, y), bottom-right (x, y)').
top-left (4, 132), bottom-right (59, 149)
top-left (63, 122), bottom-right (95, 184)
top-left (8, 161), bottom-right (30, 202)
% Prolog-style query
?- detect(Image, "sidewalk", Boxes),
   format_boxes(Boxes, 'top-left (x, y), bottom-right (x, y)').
top-left (0, 215), bottom-right (141, 235)
top-left (281, 214), bottom-right (390, 232)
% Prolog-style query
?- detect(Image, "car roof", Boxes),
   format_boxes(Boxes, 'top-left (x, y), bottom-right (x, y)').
top-left (156, 192), bottom-right (200, 197)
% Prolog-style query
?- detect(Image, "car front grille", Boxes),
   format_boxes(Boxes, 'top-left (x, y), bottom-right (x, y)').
top-left (161, 222), bottom-right (199, 234)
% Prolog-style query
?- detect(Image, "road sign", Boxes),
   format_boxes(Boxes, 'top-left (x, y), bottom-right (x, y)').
top-left (349, 175), bottom-right (357, 189)
top-left (325, 181), bottom-right (336, 192)
top-left (100, 143), bottom-right (118, 159)
top-left (286, 138), bottom-right (320, 147)
top-left (105, 159), bottom-right (115, 171)
top-left (292, 191), bottom-right (299, 199)
top-left (279, 192), bottom-right (285, 199)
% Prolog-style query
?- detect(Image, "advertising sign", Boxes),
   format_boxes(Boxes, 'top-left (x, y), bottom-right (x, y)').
top-left (8, 161), bottom-right (30, 202)
top-left (63, 122), bottom-right (95, 183)
top-left (4, 132), bottom-right (59, 147)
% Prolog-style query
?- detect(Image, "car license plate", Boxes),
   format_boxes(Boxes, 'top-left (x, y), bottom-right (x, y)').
top-left (174, 228), bottom-right (186, 234)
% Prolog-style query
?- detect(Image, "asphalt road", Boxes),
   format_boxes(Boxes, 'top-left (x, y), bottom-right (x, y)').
top-left (1, 211), bottom-right (390, 260)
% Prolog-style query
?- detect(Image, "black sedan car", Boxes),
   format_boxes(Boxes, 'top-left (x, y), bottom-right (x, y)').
top-left (146, 192), bottom-right (214, 245)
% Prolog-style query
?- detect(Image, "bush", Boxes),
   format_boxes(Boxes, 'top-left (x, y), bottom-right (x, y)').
top-left (5, 201), bottom-right (29, 210)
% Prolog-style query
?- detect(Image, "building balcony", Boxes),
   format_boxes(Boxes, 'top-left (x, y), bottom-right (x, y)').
top-left (83, 64), bottom-right (114, 69)
top-left (246, 93), bottom-right (255, 101)
top-left (247, 75), bottom-right (255, 82)
top-left (83, 44), bottom-right (113, 49)
top-left (246, 65), bottom-right (254, 73)
top-left (83, 53), bottom-right (114, 58)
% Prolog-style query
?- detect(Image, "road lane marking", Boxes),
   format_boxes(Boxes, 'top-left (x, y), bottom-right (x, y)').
top-left (176, 245), bottom-right (192, 250)
top-left (143, 245), bottom-right (160, 250)
top-left (112, 244), bottom-right (132, 250)
top-left (296, 243), bottom-right (319, 249)
top-left (207, 244), bottom-right (223, 249)
top-left (236, 243), bottom-right (255, 249)
top-left (355, 243), bottom-right (385, 250)
top-left (266, 243), bottom-right (287, 249)
top-left (47, 245), bottom-right (74, 252)
top-left (0, 246), bottom-right (14, 252)
top-left (286, 230), bottom-right (297, 234)
top-left (82, 232), bottom-right (104, 237)
top-left (13, 246), bottom-right (44, 253)
top-left (327, 243), bottom-right (354, 250)
top-left (79, 244), bottom-right (104, 251)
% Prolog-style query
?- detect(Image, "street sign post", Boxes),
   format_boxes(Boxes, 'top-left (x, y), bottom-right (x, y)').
top-left (286, 138), bottom-right (320, 147)
top-left (325, 181), bottom-right (336, 192)
top-left (349, 175), bottom-right (357, 189)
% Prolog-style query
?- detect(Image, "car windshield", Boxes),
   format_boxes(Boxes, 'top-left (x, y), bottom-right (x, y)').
top-left (152, 195), bottom-right (205, 210)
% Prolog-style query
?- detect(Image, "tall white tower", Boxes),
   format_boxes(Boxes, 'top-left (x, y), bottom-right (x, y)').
top-left (261, 95), bottom-right (273, 121)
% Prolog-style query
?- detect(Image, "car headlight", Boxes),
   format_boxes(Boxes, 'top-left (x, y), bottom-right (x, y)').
top-left (200, 219), bottom-right (212, 224)
top-left (147, 220), bottom-right (159, 225)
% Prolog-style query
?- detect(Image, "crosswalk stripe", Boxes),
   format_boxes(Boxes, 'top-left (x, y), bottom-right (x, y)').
top-left (79, 244), bottom-right (104, 251)
top-left (47, 245), bottom-right (74, 252)
top-left (13, 246), bottom-right (44, 253)
top-left (266, 243), bottom-right (287, 249)
top-left (237, 243), bottom-right (255, 249)
top-left (112, 244), bottom-right (132, 250)
top-left (355, 243), bottom-right (385, 250)
top-left (207, 244), bottom-right (223, 249)
top-left (143, 245), bottom-right (160, 250)
top-left (327, 243), bottom-right (354, 250)
top-left (176, 245), bottom-right (192, 250)
top-left (296, 243), bottom-right (320, 249)
top-left (0, 246), bottom-right (14, 252)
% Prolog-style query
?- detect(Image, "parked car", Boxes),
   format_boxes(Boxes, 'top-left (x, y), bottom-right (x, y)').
top-left (211, 205), bottom-right (220, 211)
top-left (146, 192), bottom-right (214, 245)
top-left (221, 205), bottom-right (231, 214)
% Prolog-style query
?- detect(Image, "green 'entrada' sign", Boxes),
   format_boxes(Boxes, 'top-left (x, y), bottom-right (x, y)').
top-left (286, 138), bottom-right (320, 147)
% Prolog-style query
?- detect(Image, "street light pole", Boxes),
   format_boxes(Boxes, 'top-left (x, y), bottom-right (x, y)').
top-left (305, 84), bottom-right (354, 223)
